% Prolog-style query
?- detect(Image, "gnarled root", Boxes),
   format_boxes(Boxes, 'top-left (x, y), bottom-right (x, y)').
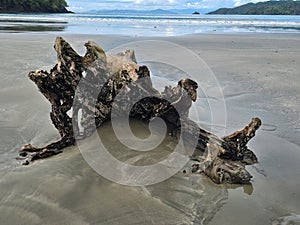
top-left (19, 37), bottom-right (262, 184)
top-left (190, 118), bottom-right (261, 184)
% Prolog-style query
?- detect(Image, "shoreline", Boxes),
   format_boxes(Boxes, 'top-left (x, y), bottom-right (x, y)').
top-left (3, 32), bottom-right (299, 143)
top-left (0, 32), bottom-right (299, 224)
top-left (1, 32), bottom-right (299, 147)
top-left (1, 27), bottom-right (300, 35)
top-left (1, 29), bottom-right (300, 38)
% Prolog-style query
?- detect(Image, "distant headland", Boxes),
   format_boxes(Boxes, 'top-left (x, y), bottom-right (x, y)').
top-left (208, 0), bottom-right (300, 15)
top-left (0, 0), bottom-right (72, 13)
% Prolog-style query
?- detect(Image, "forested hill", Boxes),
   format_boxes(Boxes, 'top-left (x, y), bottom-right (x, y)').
top-left (208, 0), bottom-right (300, 15)
top-left (0, 0), bottom-right (71, 13)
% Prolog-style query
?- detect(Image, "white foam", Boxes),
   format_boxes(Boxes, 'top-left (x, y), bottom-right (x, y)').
top-left (1, 14), bottom-right (300, 31)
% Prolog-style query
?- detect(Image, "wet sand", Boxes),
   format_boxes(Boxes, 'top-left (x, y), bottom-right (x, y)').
top-left (0, 33), bottom-right (300, 224)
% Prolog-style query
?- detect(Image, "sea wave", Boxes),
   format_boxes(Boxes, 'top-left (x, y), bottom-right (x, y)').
top-left (0, 13), bottom-right (300, 35)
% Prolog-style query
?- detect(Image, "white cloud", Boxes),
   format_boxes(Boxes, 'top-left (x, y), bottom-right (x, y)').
top-left (186, 0), bottom-right (233, 9)
top-left (186, 1), bottom-right (201, 8)
top-left (134, 0), bottom-right (177, 6)
top-left (233, 0), bottom-right (268, 7)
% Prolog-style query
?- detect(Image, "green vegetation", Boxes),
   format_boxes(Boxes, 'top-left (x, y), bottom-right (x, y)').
top-left (0, 0), bottom-right (71, 13)
top-left (208, 0), bottom-right (300, 15)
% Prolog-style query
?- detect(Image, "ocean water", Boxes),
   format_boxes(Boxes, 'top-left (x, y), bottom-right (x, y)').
top-left (0, 18), bottom-right (300, 224)
top-left (0, 13), bottom-right (300, 36)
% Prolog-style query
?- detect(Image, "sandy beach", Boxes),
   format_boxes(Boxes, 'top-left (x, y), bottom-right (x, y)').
top-left (0, 32), bottom-right (300, 224)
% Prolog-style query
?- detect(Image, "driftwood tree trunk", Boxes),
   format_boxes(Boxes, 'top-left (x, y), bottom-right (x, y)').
top-left (19, 37), bottom-right (261, 184)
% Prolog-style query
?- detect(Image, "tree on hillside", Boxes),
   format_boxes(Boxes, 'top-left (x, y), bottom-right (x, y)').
top-left (208, 0), bottom-right (300, 15)
top-left (0, 0), bottom-right (70, 13)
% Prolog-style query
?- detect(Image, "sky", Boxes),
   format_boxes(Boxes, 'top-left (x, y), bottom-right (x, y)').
top-left (66, 0), bottom-right (269, 12)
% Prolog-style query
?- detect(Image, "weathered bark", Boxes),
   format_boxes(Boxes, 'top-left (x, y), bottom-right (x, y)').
top-left (19, 37), bottom-right (262, 184)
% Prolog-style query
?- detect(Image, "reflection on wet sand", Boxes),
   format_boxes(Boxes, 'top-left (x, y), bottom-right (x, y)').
top-left (0, 121), bottom-right (229, 225)
top-left (0, 33), bottom-right (300, 225)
